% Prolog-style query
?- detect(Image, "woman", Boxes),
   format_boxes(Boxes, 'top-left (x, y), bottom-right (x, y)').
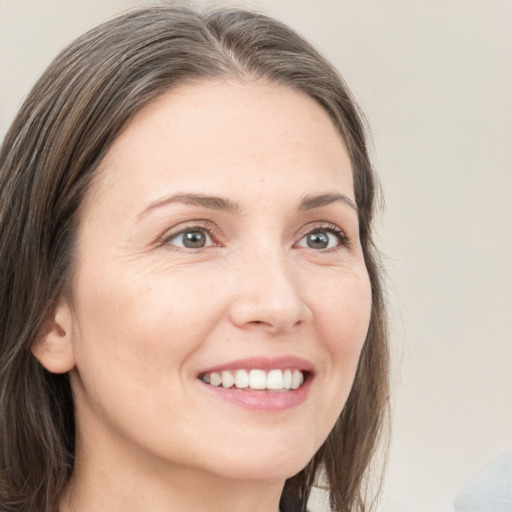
top-left (0, 5), bottom-right (389, 512)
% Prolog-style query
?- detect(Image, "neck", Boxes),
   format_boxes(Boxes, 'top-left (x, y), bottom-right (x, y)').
top-left (62, 474), bottom-right (284, 512)
top-left (61, 430), bottom-right (285, 512)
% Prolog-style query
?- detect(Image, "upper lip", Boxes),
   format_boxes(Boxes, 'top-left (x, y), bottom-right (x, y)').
top-left (197, 356), bottom-right (315, 376)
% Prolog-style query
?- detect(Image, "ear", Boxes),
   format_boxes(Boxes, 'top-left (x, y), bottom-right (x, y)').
top-left (32, 299), bottom-right (76, 374)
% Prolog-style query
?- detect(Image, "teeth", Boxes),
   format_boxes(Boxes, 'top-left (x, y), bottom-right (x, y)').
top-left (291, 369), bottom-right (304, 390)
top-left (200, 369), bottom-right (305, 391)
top-left (209, 372), bottom-right (221, 386)
top-left (267, 369), bottom-right (284, 390)
top-left (221, 370), bottom-right (235, 388)
top-left (234, 369), bottom-right (249, 388)
top-left (283, 369), bottom-right (292, 389)
top-left (249, 369), bottom-right (267, 389)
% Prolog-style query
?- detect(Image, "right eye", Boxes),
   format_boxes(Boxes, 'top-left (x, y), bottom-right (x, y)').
top-left (164, 227), bottom-right (215, 249)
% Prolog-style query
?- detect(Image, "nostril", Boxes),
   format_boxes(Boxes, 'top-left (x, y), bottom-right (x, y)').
top-left (229, 296), bottom-right (312, 333)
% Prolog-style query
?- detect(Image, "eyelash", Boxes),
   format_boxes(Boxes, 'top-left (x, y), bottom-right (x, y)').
top-left (160, 221), bottom-right (221, 251)
top-left (295, 223), bottom-right (350, 252)
top-left (160, 222), bottom-right (349, 252)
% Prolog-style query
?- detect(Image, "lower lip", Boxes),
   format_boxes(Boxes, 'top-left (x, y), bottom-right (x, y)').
top-left (199, 378), bottom-right (312, 411)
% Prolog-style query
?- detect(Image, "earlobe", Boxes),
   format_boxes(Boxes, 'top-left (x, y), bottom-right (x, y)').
top-left (32, 299), bottom-right (76, 374)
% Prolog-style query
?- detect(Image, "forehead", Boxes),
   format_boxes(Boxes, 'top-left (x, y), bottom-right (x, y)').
top-left (88, 80), bottom-right (354, 215)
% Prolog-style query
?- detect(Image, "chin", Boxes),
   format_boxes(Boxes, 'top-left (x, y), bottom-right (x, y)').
top-left (198, 443), bottom-right (316, 483)
top-left (214, 461), bottom-right (308, 483)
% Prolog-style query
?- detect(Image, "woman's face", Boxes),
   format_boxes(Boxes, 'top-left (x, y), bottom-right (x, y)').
top-left (63, 81), bottom-right (371, 482)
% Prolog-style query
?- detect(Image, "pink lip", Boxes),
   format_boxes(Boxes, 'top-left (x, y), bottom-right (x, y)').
top-left (198, 377), bottom-right (312, 411)
top-left (196, 356), bottom-right (314, 411)
top-left (197, 356), bottom-right (315, 375)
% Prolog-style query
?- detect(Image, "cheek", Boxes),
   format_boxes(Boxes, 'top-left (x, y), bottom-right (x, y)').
top-left (293, 267), bottom-right (372, 451)
top-left (68, 266), bottom-right (226, 447)
top-left (69, 261), bottom-right (219, 396)
top-left (309, 265), bottom-right (372, 428)
top-left (316, 269), bottom-right (372, 357)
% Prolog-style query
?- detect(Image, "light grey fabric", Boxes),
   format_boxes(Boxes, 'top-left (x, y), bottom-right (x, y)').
top-left (454, 451), bottom-right (512, 512)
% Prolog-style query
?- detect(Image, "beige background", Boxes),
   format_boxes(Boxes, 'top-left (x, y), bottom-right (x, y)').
top-left (1, 1), bottom-right (511, 511)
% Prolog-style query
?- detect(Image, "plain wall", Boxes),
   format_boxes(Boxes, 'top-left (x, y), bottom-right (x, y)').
top-left (1, 1), bottom-right (511, 511)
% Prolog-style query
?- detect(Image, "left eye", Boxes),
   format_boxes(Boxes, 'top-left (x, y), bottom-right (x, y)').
top-left (296, 228), bottom-right (344, 250)
top-left (165, 228), bottom-right (214, 249)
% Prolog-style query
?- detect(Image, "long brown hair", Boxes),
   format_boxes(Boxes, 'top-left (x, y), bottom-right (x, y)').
top-left (0, 5), bottom-right (389, 511)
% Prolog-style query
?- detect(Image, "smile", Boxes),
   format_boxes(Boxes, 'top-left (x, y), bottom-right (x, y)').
top-left (196, 357), bottom-right (314, 410)
top-left (199, 369), bottom-right (305, 391)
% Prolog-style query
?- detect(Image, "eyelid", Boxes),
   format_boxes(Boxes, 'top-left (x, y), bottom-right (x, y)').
top-left (295, 222), bottom-right (350, 250)
top-left (159, 220), bottom-right (222, 248)
top-left (157, 220), bottom-right (350, 251)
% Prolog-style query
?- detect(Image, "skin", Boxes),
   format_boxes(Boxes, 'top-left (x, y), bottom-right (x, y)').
top-left (35, 80), bottom-right (372, 512)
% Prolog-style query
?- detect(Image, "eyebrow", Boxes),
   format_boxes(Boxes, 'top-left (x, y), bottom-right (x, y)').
top-left (138, 193), bottom-right (242, 220)
top-left (138, 191), bottom-right (357, 220)
top-left (298, 193), bottom-right (358, 212)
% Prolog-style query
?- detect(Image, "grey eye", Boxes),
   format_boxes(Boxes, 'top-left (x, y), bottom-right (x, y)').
top-left (297, 228), bottom-right (343, 250)
top-left (306, 231), bottom-right (329, 249)
top-left (182, 230), bottom-right (207, 248)
top-left (166, 228), bottom-right (213, 249)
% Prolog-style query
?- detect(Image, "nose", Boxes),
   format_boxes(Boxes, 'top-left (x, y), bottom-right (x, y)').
top-left (228, 249), bottom-right (313, 335)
